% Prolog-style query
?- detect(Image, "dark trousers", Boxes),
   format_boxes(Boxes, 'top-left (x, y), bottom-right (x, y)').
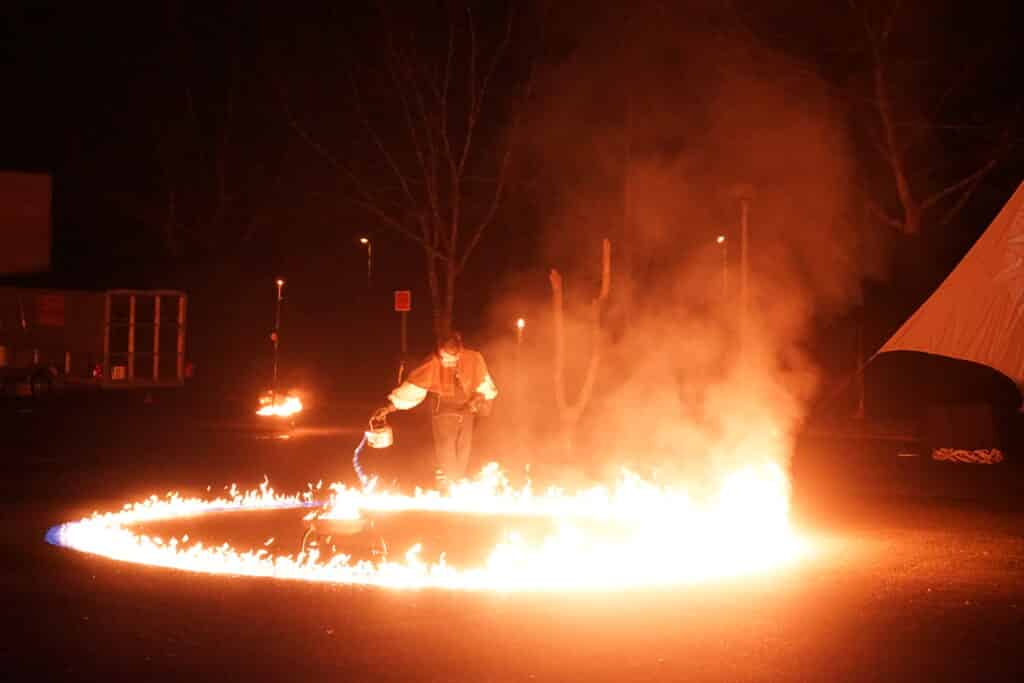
top-left (431, 412), bottom-right (474, 484)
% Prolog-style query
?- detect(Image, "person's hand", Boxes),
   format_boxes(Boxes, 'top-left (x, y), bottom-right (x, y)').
top-left (372, 405), bottom-right (393, 421)
top-left (466, 393), bottom-right (483, 413)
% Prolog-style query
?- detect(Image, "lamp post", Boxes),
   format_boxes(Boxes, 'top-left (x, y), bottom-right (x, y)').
top-left (272, 277), bottom-right (285, 404)
top-left (358, 237), bottom-right (372, 287)
top-left (716, 235), bottom-right (727, 299)
top-left (515, 318), bottom-right (525, 396)
top-left (730, 184), bottom-right (754, 357)
top-left (740, 199), bottom-right (749, 332)
top-left (515, 317), bottom-right (526, 458)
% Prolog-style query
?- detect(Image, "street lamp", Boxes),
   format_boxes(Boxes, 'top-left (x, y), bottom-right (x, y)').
top-left (730, 183), bottom-right (755, 357)
top-left (514, 317), bottom-right (526, 458)
top-left (358, 237), bottom-right (372, 287)
top-left (272, 277), bottom-right (286, 403)
top-left (716, 235), bottom-right (727, 299)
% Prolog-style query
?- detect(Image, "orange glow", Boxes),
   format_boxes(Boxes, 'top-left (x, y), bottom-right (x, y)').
top-left (516, 317), bottom-right (526, 330)
top-left (256, 391), bottom-right (303, 418)
top-left (47, 460), bottom-right (807, 591)
top-left (716, 235), bottom-right (725, 244)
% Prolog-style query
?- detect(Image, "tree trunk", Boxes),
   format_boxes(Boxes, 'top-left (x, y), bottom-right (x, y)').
top-left (427, 252), bottom-right (445, 343)
top-left (550, 238), bottom-right (611, 461)
top-left (443, 260), bottom-right (457, 339)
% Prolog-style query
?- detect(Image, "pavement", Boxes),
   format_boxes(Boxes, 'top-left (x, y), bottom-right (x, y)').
top-left (4, 390), bottom-right (1024, 682)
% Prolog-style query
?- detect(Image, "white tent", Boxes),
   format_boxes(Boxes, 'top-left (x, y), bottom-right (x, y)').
top-left (878, 182), bottom-right (1024, 393)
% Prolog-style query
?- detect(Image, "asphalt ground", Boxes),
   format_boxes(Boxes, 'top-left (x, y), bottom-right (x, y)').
top-left (3, 391), bottom-right (1024, 682)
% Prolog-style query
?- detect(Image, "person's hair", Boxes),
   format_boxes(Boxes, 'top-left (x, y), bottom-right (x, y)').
top-left (439, 331), bottom-right (463, 354)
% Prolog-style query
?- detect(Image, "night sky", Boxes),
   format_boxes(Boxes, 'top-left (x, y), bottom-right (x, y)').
top-left (2, 1), bottom-right (1022, 421)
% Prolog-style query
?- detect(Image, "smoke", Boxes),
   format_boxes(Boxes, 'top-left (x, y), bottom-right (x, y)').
top-left (477, 2), bottom-right (884, 490)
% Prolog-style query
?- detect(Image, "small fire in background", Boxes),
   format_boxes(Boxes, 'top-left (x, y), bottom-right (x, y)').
top-left (256, 389), bottom-right (304, 418)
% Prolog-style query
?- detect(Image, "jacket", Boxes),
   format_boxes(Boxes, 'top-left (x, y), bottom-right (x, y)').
top-left (388, 349), bottom-right (498, 411)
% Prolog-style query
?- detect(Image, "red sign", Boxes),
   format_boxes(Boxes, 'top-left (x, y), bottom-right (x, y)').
top-left (394, 290), bottom-right (412, 312)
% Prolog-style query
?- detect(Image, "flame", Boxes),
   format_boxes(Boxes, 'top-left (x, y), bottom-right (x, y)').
top-left (256, 392), bottom-right (303, 417)
top-left (46, 462), bottom-right (807, 591)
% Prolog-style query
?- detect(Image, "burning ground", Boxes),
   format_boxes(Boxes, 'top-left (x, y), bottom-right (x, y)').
top-left (8, 396), bottom-right (1024, 681)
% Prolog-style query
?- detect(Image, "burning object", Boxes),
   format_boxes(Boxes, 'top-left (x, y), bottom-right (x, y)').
top-left (256, 390), bottom-right (303, 418)
top-left (45, 462), bottom-right (807, 591)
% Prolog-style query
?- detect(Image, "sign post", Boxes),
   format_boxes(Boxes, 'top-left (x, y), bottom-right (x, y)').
top-left (394, 290), bottom-right (411, 383)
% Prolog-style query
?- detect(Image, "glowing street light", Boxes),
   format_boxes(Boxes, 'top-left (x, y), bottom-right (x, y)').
top-left (358, 237), bottom-right (372, 287)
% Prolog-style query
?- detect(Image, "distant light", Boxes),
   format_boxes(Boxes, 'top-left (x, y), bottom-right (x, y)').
top-left (359, 237), bottom-right (370, 245)
top-left (716, 235), bottom-right (726, 244)
top-left (516, 318), bottom-right (525, 330)
top-left (276, 278), bottom-right (285, 286)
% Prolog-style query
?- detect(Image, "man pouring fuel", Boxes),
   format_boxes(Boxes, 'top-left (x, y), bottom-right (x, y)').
top-left (374, 331), bottom-right (498, 488)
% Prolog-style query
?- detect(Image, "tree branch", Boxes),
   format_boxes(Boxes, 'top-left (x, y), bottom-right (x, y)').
top-left (280, 86), bottom-right (448, 261)
top-left (932, 160), bottom-right (1000, 229)
top-left (871, 41), bottom-right (920, 234)
top-left (865, 198), bottom-right (904, 230)
top-left (921, 157), bottom-right (999, 211)
top-left (879, 0), bottom-right (903, 44)
top-left (456, 15), bottom-right (533, 275)
top-left (383, 38), bottom-right (435, 204)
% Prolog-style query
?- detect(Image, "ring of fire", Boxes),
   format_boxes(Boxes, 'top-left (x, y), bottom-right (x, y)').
top-left (45, 462), bottom-right (807, 591)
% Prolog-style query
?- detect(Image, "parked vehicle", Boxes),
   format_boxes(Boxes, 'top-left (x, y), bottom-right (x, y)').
top-left (0, 288), bottom-right (188, 397)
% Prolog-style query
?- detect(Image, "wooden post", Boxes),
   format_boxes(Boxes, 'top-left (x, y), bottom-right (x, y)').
top-left (398, 310), bottom-right (408, 384)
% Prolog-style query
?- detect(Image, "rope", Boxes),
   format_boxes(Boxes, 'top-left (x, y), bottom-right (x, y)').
top-left (352, 434), bottom-right (369, 486)
top-left (932, 447), bottom-right (1004, 464)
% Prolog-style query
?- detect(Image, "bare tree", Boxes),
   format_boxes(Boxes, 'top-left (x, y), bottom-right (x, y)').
top-left (848, 0), bottom-right (1013, 236)
top-left (549, 238), bottom-right (611, 457)
top-left (730, 0), bottom-right (1018, 237)
top-left (284, 3), bottom-right (537, 341)
top-left (109, 13), bottom-right (284, 259)
top-left (153, 64), bottom-right (282, 257)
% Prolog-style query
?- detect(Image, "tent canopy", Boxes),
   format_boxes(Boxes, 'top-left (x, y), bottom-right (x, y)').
top-left (878, 182), bottom-right (1024, 392)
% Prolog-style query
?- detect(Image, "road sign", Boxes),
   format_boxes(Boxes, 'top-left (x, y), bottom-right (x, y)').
top-left (394, 290), bottom-right (411, 312)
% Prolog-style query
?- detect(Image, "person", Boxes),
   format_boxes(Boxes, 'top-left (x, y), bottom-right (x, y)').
top-left (374, 331), bottom-right (498, 489)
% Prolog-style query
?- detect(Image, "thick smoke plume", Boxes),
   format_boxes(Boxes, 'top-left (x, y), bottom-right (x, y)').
top-left (478, 3), bottom-right (882, 491)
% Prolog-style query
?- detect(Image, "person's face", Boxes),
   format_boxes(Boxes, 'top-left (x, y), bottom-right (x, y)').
top-left (439, 342), bottom-right (461, 364)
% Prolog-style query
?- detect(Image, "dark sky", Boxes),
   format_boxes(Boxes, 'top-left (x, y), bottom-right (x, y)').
top-left (1, 1), bottom-right (1022, 406)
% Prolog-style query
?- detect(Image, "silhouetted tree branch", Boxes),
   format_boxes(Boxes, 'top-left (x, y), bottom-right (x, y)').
top-left (284, 2), bottom-right (538, 341)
